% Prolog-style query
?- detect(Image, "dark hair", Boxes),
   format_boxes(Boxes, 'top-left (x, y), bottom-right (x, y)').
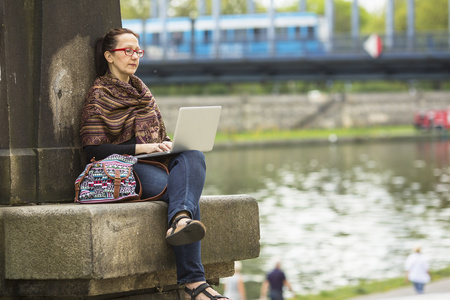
top-left (94, 28), bottom-right (140, 77)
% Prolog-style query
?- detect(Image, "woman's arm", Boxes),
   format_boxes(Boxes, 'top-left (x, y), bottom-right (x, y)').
top-left (238, 275), bottom-right (247, 300)
top-left (260, 279), bottom-right (269, 300)
top-left (85, 141), bottom-right (172, 161)
top-left (84, 144), bottom-right (135, 161)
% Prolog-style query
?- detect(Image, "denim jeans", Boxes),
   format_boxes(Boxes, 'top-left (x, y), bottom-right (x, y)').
top-left (269, 290), bottom-right (284, 300)
top-left (412, 282), bottom-right (425, 294)
top-left (134, 150), bottom-right (206, 284)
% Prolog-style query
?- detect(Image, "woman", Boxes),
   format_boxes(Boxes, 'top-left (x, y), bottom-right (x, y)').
top-left (405, 246), bottom-right (431, 294)
top-left (80, 28), bottom-right (228, 300)
top-left (223, 261), bottom-right (246, 300)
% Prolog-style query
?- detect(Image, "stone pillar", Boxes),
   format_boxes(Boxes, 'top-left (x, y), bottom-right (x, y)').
top-left (151, 0), bottom-right (159, 18)
top-left (212, 0), bottom-right (221, 58)
top-left (352, 0), bottom-right (359, 39)
top-left (268, 0), bottom-right (276, 56)
top-left (325, 0), bottom-right (335, 52)
top-left (159, 0), bottom-right (168, 60)
top-left (248, 0), bottom-right (255, 14)
top-left (299, 0), bottom-right (307, 12)
top-left (407, 0), bottom-right (415, 50)
top-left (197, 0), bottom-right (206, 15)
top-left (0, 0), bottom-right (121, 205)
top-left (386, 0), bottom-right (395, 49)
top-left (351, 0), bottom-right (359, 51)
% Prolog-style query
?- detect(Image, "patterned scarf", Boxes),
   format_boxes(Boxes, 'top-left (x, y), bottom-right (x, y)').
top-left (80, 73), bottom-right (170, 147)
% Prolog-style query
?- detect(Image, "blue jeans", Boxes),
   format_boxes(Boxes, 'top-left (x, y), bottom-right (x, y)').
top-left (134, 150), bottom-right (206, 284)
top-left (269, 290), bottom-right (284, 300)
top-left (412, 282), bottom-right (425, 294)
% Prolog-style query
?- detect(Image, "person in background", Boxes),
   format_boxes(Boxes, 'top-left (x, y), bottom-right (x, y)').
top-left (405, 246), bottom-right (431, 294)
top-left (260, 261), bottom-right (294, 300)
top-left (223, 261), bottom-right (246, 300)
top-left (80, 27), bottom-right (228, 300)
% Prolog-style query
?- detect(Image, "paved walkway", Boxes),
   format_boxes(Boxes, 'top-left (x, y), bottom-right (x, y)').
top-left (348, 278), bottom-right (450, 300)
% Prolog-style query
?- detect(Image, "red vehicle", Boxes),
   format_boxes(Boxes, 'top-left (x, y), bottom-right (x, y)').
top-left (414, 109), bottom-right (450, 130)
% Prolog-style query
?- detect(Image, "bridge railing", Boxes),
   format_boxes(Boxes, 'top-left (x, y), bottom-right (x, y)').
top-left (141, 32), bottom-right (450, 61)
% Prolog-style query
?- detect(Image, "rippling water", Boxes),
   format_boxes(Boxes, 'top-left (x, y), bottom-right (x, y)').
top-left (204, 139), bottom-right (450, 297)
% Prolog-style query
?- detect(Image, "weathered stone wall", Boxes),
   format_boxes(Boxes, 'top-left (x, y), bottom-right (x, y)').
top-left (155, 91), bottom-right (450, 133)
top-left (0, 0), bottom-right (121, 205)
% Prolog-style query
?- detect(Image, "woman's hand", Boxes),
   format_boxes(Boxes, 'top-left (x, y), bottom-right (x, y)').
top-left (135, 142), bottom-right (172, 155)
top-left (160, 141), bottom-right (172, 151)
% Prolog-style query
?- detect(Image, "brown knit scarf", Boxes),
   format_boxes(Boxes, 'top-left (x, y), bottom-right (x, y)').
top-left (80, 73), bottom-right (170, 147)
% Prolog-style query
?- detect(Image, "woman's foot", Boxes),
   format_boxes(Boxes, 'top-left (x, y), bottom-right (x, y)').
top-left (185, 282), bottom-right (229, 300)
top-left (166, 214), bottom-right (206, 246)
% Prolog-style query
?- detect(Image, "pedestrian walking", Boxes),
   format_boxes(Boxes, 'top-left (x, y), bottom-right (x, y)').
top-left (405, 246), bottom-right (431, 294)
top-left (223, 261), bottom-right (246, 300)
top-left (260, 261), bottom-right (294, 300)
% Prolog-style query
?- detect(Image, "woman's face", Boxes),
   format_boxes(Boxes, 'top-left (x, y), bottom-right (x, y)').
top-left (104, 33), bottom-right (141, 82)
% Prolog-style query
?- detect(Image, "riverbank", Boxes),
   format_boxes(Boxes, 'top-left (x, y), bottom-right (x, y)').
top-left (212, 126), bottom-right (450, 300)
top-left (214, 125), bottom-right (449, 149)
top-left (349, 278), bottom-right (450, 300)
top-left (293, 257), bottom-right (450, 300)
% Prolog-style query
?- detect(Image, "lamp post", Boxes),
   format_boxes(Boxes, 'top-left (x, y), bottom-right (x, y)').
top-left (190, 11), bottom-right (198, 59)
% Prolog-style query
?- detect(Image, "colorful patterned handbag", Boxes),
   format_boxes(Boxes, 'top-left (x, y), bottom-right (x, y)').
top-left (74, 154), bottom-right (167, 203)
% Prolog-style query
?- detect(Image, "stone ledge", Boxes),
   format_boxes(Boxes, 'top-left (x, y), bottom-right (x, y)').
top-left (0, 195), bottom-right (260, 298)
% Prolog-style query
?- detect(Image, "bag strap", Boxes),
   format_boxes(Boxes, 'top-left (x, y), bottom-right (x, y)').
top-left (130, 159), bottom-right (170, 202)
top-left (113, 169), bottom-right (122, 199)
top-left (74, 163), bottom-right (94, 202)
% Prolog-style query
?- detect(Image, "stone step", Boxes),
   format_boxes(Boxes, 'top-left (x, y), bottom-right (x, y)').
top-left (0, 195), bottom-right (260, 298)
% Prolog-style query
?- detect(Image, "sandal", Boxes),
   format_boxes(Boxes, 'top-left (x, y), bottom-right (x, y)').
top-left (185, 283), bottom-right (228, 300)
top-left (166, 215), bottom-right (206, 246)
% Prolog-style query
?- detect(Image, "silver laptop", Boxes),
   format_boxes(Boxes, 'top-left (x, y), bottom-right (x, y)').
top-left (135, 106), bottom-right (222, 159)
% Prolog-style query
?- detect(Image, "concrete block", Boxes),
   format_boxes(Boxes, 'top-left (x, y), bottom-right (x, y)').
top-left (36, 147), bottom-right (85, 202)
top-left (0, 195), bottom-right (260, 297)
top-left (0, 149), bottom-right (37, 205)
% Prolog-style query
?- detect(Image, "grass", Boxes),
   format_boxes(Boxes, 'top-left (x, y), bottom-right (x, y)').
top-left (232, 266), bottom-right (450, 300)
top-left (293, 266), bottom-right (450, 300)
top-left (214, 125), bottom-right (423, 144)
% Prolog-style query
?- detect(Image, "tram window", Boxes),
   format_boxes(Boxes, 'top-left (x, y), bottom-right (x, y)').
top-left (203, 30), bottom-right (212, 43)
top-left (235, 29), bottom-right (247, 42)
top-left (171, 32), bottom-right (183, 45)
top-left (307, 26), bottom-right (315, 39)
top-left (276, 27), bottom-right (288, 40)
top-left (222, 29), bottom-right (232, 42)
top-left (153, 33), bottom-right (160, 45)
top-left (295, 27), bottom-right (301, 39)
top-left (254, 28), bottom-right (267, 41)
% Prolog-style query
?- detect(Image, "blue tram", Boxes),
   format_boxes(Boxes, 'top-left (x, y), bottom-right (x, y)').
top-left (122, 12), bottom-right (325, 59)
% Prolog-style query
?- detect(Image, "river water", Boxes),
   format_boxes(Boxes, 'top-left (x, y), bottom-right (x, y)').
top-left (203, 138), bottom-right (450, 297)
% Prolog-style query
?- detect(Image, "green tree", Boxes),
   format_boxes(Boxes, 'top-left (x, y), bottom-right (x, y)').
top-left (360, 9), bottom-right (385, 35)
top-left (334, 0), bottom-right (352, 33)
top-left (389, 0), bottom-right (448, 32)
top-left (281, 0), bottom-right (378, 34)
top-left (120, 0), bottom-right (150, 19)
top-left (416, 0), bottom-right (448, 31)
top-left (150, 0), bottom-right (250, 17)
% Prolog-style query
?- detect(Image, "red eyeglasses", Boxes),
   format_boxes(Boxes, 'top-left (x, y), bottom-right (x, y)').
top-left (109, 48), bottom-right (145, 58)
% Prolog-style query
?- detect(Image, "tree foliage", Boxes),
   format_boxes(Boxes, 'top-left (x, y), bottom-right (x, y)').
top-left (120, 0), bottom-right (449, 33)
top-left (120, 0), bottom-right (150, 19)
top-left (394, 0), bottom-right (448, 32)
